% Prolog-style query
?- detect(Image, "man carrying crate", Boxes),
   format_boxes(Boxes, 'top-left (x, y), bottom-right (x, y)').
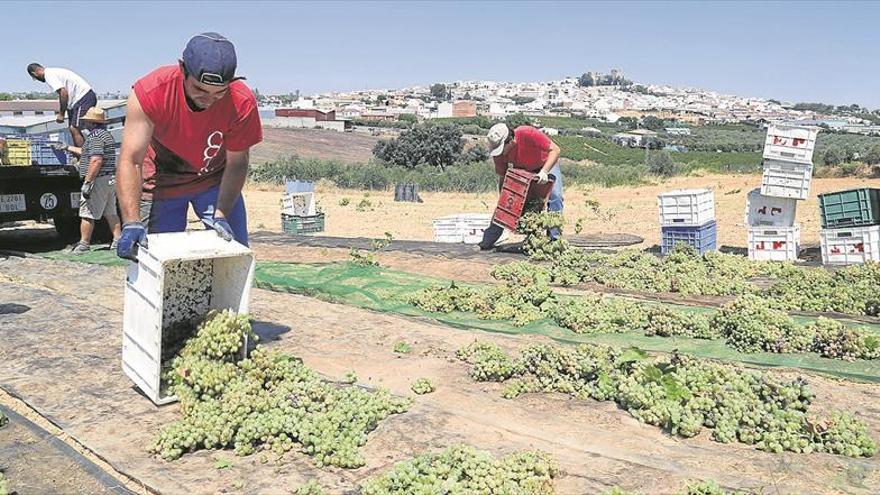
top-left (479, 123), bottom-right (564, 250)
top-left (115, 32), bottom-right (262, 261)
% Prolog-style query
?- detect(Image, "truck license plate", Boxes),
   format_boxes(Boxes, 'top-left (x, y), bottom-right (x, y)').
top-left (0, 194), bottom-right (26, 213)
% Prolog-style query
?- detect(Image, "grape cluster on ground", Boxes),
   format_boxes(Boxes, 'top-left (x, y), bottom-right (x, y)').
top-left (456, 340), bottom-right (876, 457)
top-left (151, 310), bottom-right (412, 467)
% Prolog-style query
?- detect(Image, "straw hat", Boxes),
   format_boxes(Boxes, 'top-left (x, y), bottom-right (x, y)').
top-left (80, 107), bottom-right (107, 124)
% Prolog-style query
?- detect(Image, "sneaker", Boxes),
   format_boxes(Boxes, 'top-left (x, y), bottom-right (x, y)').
top-left (70, 242), bottom-right (90, 255)
top-left (109, 239), bottom-right (118, 250)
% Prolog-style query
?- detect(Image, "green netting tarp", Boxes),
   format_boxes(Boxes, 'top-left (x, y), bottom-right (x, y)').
top-left (37, 250), bottom-right (880, 382)
top-left (253, 262), bottom-right (880, 383)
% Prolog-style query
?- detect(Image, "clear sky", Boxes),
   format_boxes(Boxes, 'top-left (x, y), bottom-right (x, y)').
top-left (3, 1), bottom-right (878, 107)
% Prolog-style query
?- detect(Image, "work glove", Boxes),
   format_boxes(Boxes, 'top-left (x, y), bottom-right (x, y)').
top-left (116, 222), bottom-right (147, 261)
top-left (203, 215), bottom-right (234, 242)
top-left (51, 142), bottom-right (68, 151)
top-left (81, 181), bottom-right (94, 199)
top-left (536, 170), bottom-right (550, 184)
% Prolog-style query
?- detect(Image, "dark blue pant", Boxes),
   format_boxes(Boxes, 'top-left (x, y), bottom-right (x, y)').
top-left (142, 185), bottom-right (249, 245)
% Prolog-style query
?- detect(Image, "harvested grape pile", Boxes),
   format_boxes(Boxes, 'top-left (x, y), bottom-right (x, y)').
top-left (359, 445), bottom-right (558, 495)
top-left (410, 378), bottom-right (435, 395)
top-left (292, 480), bottom-right (325, 495)
top-left (456, 341), bottom-right (877, 457)
top-left (713, 295), bottom-right (880, 359)
top-left (407, 272), bottom-right (880, 361)
top-left (151, 310), bottom-right (412, 466)
top-left (516, 212), bottom-right (880, 317)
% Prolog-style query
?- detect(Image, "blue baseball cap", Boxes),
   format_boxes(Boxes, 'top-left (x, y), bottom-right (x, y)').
top-left (182, 32), bottom-right (244, 86)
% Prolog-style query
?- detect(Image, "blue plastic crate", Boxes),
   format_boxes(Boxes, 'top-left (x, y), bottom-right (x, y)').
top-left (661, 220), bottom-right (717, 255)
top-left (30, 143), bottom-right (67, 166)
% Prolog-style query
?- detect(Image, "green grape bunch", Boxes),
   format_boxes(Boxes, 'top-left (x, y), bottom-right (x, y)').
top-left (151, 311), bottom-right (412, 467)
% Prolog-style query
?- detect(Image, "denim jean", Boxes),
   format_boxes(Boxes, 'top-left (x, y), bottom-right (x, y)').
top-left (547, 163), bottom-right (564, 213)
top-left (139, 185), bottom-right (249, 245)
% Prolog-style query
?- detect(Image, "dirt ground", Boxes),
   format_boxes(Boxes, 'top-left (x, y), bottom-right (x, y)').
top-left (243, 174), bottom-right (880, 249)
top-left (0, 403), bottom-right (135, 495)
top-left (1, 254), bottom-right (879, 495)
top-left (250, 127), bottom-right (380, 165)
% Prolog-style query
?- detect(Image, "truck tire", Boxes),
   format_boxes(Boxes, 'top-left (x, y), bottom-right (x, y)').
top-left (53, 216), bottom-right (79, 242)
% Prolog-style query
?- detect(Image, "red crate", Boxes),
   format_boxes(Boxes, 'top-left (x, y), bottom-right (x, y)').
top-left (492, 168), bottom-right (555, 231)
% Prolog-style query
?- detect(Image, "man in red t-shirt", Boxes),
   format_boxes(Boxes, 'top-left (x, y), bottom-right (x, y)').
top-left (479, 123), bottom-right (564, 249)
top-left (115, 32), bottom-right (262, 260)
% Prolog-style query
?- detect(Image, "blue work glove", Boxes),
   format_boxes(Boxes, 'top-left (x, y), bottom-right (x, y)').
top-left (204, 215), bottom-right (234, 242)
top-left (117, 222), bottom-right (147, 261)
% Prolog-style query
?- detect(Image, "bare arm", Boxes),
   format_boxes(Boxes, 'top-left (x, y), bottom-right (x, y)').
top-left (540, 140), bottom-right (561, 175)
top-left (215, 149), bottom-right (250, 218)
top-left (83, 156), bottom-right (103, 183)
top-left (65, 145), bottom-right (82, 157)
top-left (117, 92), bottom-right (154, 223)
top-left (57, 88), bottom-right (69, 115)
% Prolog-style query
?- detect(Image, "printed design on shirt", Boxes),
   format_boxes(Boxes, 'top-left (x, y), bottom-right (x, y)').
top-left (147, 137), bottom-right (226, 190)
top-left (200, 131), bottom-right (224, 176)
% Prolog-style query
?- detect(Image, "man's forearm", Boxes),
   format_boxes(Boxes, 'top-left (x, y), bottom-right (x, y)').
top-left (84, 157), bottom-right (102, 182)
top-left (58, 91), bottom-right (69, 114)
top-left (216, 159), bottom-right (249, 217)
top-left (117, 162), bottom-right (143, 223)
top-left (540, 149), bottom-right (561, 174)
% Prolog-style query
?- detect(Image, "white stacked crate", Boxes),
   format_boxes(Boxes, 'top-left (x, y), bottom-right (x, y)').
top-left (657, 188), bottom-right (715, 227)
top-left (748, 124), bottom-right (819, 262)
top-left (820, 225), bottom-right (880, 265)
top-left (281, 191), bottom-right (317, 216)
top-left (745, 188), bottom-right (800, 261)
top-left (657, 189), bottom-right (717, 255)
top-left (433, 213), bottom-right (507, 244)
top-left (760, 124), bottom-right (818, 201)
top-left (122, 231), bottom-right (255, 405)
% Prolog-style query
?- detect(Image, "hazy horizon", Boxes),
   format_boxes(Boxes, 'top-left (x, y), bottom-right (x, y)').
top-left (2, 1), bottom-right (878, 108)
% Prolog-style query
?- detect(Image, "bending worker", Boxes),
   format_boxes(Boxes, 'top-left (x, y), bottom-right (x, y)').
top-left (479, 123), bottom-right (563, 250)
top-left (27, 63), bottom-right (96, 147)
top-left (115, 32), bottom-right (262, 261)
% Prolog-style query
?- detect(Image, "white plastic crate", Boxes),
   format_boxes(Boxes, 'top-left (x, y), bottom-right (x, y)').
top-left (122, 231), bottom-right (255, 405)
top-left (433, 213), bottom-right (507, 244)
top-left (763, 124), bottom-right (819, 164)
top-left (820, 225), bottom-right (880, 265)
top-left (761, 159), bottom-right (813, 200)
top-left (744, 188), bottom-right (797, 227)
top-left (657, 188), bottom-right (715, 227)
top-left (281, 192), bottom-right (316, 216)
top-left (747, 225), bottom-right (800, 262)
top-left (459, 213), bottom-right (494, 244)
top-left (433, 216), bottom-right (463, 243)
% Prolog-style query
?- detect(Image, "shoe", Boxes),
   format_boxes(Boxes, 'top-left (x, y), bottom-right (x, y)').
top-left (70, 242), bottom-right (90, 255)
top-left (109, 239), bottom-right (118, 250)
top-left (479, 224), bottom-right (504, 250)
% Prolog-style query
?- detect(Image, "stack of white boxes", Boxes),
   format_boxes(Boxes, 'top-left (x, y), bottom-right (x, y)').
top-left (746, 124), bottom-right (819, 261)
top-left (657, 189), bottom-right (717, 255)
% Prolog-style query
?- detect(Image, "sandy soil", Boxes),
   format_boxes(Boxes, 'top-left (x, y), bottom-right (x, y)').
top-left (244, 174), bottom-right (880, 248)
top-left (250, 127), bottom-right (380, 165)
top-left (1, 255), bottom-right (879, 494)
